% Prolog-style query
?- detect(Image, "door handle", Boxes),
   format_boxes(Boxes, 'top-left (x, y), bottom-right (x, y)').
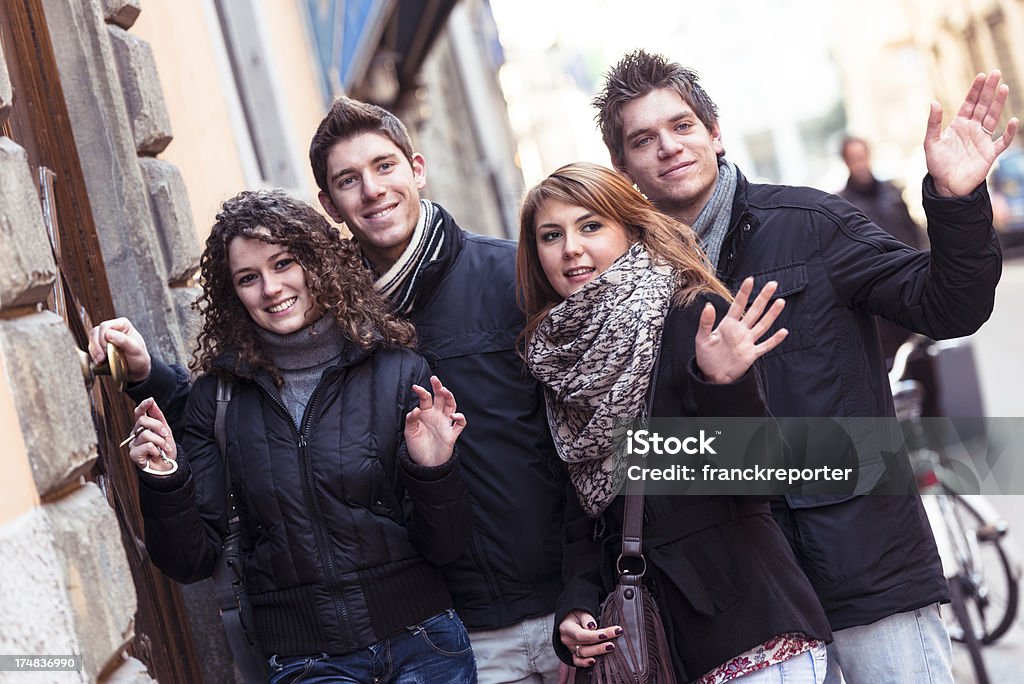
top-left (77, 342), bottom-right (128, 392)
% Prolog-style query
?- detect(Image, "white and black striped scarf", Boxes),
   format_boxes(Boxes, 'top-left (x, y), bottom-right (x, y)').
top-left (373, 200), bottom-right (449, 315)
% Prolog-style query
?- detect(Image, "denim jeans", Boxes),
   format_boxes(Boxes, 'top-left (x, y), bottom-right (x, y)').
top-left (267, 610), bottom-right (477, 683)
top-left (467, 612), bottom-right (561, 683)
top-left (731, 643), bottom-right (827, 683)
top-left (823, 604), bottom-right (953, 684)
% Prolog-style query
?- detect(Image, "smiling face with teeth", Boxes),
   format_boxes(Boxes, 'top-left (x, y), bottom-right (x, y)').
top-left (317, 132), bottom-right (427, 272)
top-left (534, 199), bottom-right (633, 299)
top-left (228, 235), bottom-right (322, 335)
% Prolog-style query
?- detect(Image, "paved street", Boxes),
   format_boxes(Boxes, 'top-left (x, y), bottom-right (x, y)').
top-left (948, 245), bottom-right (1024, 682)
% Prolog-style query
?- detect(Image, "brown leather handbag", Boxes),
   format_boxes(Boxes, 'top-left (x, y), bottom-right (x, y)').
top-left (590, 472), bottom-right (677, 684)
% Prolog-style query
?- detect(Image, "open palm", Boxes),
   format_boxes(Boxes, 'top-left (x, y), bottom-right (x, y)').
top-left (926, 70), bottom-right (1019, 197)
top-left (695, 278), bottom-right (788, 384)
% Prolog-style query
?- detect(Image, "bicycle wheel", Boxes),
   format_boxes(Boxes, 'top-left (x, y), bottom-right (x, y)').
top-left (947, 495), bottom-right (1019, 645)
top-left (949, 574), bottom-right (991, 684)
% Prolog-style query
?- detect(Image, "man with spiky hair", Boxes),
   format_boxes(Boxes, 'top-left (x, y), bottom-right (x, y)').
top-left (592, 49), bottom-right (1016, 683)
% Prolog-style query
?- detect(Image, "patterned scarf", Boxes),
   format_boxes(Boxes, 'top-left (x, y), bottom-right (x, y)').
top-left (525, 243), bottom-right (676, 517)
top-left (374, 200), bottom-right (449, 315)
top-left (691, 157), bottom-right (737, 270)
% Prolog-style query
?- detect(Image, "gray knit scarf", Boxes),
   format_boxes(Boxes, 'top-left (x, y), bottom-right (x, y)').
top-left (525, 243), bottom-right (676, 517)
top-left (374, 200), bottom-right (446, 315)
top-left (691, 157), bottom-right (737, 270)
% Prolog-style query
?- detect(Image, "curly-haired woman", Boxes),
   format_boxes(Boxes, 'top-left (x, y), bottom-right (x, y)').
top-left (517, 163), bottom-right (832, 683)
top-left (116, 189), bottom-right (477, 682)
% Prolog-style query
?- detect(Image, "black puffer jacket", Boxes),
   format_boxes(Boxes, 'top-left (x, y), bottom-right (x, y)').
top-left (137, 341), bottom-right (471, 658)
top-left (132, 222), bottom-right (566, 633)
top-left (717, 169), bottom-right (1000, 629)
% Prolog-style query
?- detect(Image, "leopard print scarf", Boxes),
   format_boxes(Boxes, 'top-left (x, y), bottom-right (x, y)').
top-left (525, 243), bottom-right (675, 517)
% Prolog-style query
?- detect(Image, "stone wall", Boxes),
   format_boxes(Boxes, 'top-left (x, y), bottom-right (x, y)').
top-left (0, 0), bottom-right (208, 680)
top-left (0, 40), bottom-right (147, 682)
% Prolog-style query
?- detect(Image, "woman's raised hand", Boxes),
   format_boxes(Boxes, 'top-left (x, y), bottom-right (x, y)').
top-left (404, 376), bottom-right (467, 467)
top-left (124, 397), bottom-right (178, 474)
top-left (695, 278), bottom-right (788, 384)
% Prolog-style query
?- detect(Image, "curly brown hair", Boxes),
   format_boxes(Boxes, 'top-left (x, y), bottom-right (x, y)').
top-left (191, 189), bottom-right (414, 384)
top-left (516, 162), bottom-right (731, 346)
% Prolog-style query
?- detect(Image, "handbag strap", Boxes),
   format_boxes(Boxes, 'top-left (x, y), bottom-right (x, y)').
top-left (215, 375), bottom-right (235, 516)
top-left (618, 350), bottom-right (663, 566)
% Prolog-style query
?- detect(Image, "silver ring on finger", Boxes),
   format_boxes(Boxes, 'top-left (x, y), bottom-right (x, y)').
top-left (982, 125), bottom-right (995, 136)
top-left (575, 644), bottom-right (582, 657)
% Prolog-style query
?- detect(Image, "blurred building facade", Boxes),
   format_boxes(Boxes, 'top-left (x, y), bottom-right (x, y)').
top-left (0, 1), bottom-right (520, 682)
top-left (833, 0), bottom-right (1024, 213)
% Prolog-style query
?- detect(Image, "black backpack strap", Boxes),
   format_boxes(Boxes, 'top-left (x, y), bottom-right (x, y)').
top-left (211, 376), bottom-right (269, 683)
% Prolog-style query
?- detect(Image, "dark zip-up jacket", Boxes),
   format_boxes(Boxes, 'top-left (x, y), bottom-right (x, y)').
top-left (409, 226), bottom-right (566, 629)
top-left (716, 169), bottom-right (1000, 629)
top-left (136, 342), bottom-right (471, 657)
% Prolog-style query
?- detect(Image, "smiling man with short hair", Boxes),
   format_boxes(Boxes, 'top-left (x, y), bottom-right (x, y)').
top-left (310, 97), bottom-right (566, 683)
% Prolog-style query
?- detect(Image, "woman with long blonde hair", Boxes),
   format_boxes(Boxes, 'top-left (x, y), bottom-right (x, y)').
top-left (518, 163), bottom-right (832, 683)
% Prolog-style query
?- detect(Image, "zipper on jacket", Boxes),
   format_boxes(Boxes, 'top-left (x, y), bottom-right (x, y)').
top-left (255, 374), bottom-right (357, 650)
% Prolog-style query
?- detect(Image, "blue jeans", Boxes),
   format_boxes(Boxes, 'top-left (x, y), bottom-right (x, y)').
top-left (823, 604), bottom-right (953, 684)
top-left (268, 610), bottom-right (477, 683)
top-left (731, 643), bottom-right (827, 683)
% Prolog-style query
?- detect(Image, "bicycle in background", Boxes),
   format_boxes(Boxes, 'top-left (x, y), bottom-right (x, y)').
top-left (889, 334), bottom-right (1021, 684)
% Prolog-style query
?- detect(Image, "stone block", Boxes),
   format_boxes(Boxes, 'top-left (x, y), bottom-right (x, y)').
top-left (0, 313), bottom-right (97, 498)
top-left (0, 138), bottom-right (58, 311)
top-left (104, 655), bottom-right (156, 683)
top-left (40, 0), bottom-right (186, 364)
top-left (170, 286), bottom-right (202, 356)
top-left (0, 507), bottom-right (86, 684)
top-left (138, 158), bottom-right (200, 283)
top-left (0, 45), bottom-right (11, 128)
top-left (102, 0), bottom-right (142, 30)
top-left (46, 483), bottom-right (137, 679)
top-left (107, 25), bottom-right (172, 155)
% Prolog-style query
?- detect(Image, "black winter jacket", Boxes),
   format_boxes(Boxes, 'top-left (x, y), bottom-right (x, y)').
top-left (134, 217), bottom-right (567, 632)
top-left (137, 341), bottom-right (471, 658)
top-left (555, 298), bottom-right (832, 682)
top-left (716, 169), bottom-right (1000, 629)
top-left (408, 225), bottom-right (566, 629)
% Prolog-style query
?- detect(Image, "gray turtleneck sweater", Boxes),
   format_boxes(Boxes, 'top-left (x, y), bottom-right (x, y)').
top-left (256, 315), bottom-right (346, 424)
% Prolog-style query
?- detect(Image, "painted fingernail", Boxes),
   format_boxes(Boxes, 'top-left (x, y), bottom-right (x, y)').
top-left (614, 627), bottom-right (623, 635)
top-left (587, 622), bottom-right (597, 630)
top-left (597, 633), bottom-right (608, 640)
top-left (605, 643), bottom-right (615, 652)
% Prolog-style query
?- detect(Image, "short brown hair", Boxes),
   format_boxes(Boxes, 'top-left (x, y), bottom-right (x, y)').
top-left (593, 50), bottom-right (719, 168)
top-left (309, 97), bottom-right (415, 194)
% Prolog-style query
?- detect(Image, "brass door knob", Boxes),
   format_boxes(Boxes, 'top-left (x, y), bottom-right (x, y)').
top-left (78, 342), bottom-right (128, 392)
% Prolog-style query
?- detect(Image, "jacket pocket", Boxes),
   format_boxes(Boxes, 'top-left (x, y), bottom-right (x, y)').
top-left (729, 263), bottom-right (814, 357)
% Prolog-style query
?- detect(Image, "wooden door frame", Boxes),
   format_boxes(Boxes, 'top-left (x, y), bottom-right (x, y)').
top-left (0, 2), bottom-right (202, 681)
